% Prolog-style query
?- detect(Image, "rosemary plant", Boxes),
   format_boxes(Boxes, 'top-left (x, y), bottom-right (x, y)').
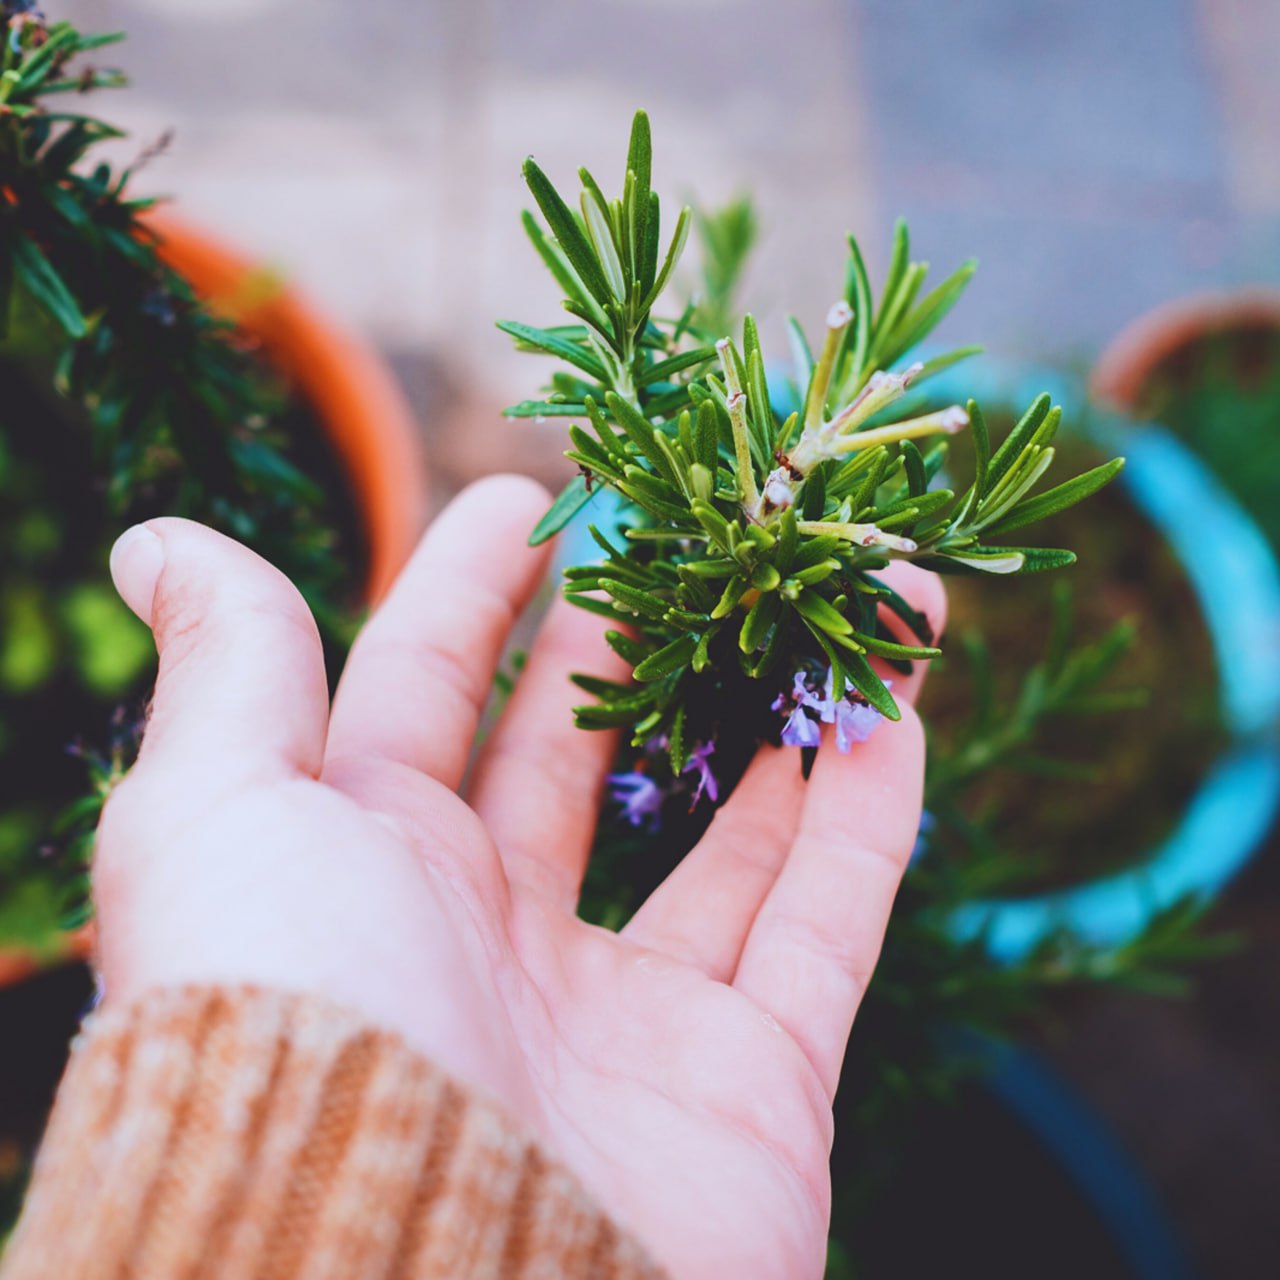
top-left (0, 11), bottom-right (349, 607)
top-left (505, 111), bottom-right (1124, 795)
top-left (504, 122), bottom-right (1229, 1256)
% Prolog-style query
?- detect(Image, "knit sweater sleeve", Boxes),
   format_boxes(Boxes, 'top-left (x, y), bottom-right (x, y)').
top-left (0, 985), bottom-right (666, 1280)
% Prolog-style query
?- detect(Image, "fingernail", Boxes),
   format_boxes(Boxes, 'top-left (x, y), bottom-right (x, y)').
top-left (109, 525), bottom-right (165, 626)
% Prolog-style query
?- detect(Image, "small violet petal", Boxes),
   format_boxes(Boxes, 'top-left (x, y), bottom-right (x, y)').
top-left (834, 699), bottom-right (884, 752)
top-left (681, 739), bottom-right (719, 806)
top-left (780, 706), bottom-right (822, 748)
top-left (607, 771), bottom-right (664, 832)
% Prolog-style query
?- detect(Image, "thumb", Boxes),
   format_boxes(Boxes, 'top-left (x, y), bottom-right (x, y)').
top-left (109, 518), bottom-right (329, 788)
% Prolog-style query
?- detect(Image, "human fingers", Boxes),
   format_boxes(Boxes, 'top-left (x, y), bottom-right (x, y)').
top-left (468, 599), bottom-right (628, 912)
top-left (96, 517), bottom-right (331, 980)
top-left (731, 704), bottom-right (925, 1100)
top-left (621, 745), bottom-right (805, 979)
top-left (623, 564), bottom-right (941, 981)
top-left (108, 517), bottom-right (329, 790)
top-left (324, 475), bottom-right (552, 789)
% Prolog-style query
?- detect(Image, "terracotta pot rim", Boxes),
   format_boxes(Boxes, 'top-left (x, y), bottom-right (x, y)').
top-left (147, 210), bottom-right (429, 603)
top-left (0, 920), bottom-right (96, 986)
top-left (1090, 287), bottom-right (1280, 412)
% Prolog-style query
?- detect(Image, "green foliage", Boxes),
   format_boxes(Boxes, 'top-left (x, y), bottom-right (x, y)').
top-left (919, 417), bottom-right (1226, 890)
top-left (693, 196), bottom-right (757, 341)
top-left (925, 584), bottom-right (1143, 819)
top-left (505, 112), bottom-right (1124, 765)
top-left (0, 12), bottom-right (348, 605)
top-left (0, 9), bottom-right (364, 950)
top-left (57, 583), bottom-right (152, 697)
top-left (52, 707), bottom-right (136, 933)
top-left (506, 112), bottom-right (708, 466)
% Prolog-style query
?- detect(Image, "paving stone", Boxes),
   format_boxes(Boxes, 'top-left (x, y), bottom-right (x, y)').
top-left (1197, 0), bottom-right (1280, 217)
top-left (852, 0), bottom-right (1272, 362)
top-left (56, 0), bottom-right (1280, 376)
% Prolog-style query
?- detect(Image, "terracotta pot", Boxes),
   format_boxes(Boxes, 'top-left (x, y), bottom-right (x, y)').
top-left (149, 211), bottom-right (429, 602)
top-left (0, 215), bottom-right (428, 988)
top-left (1090, 289), bottom-right (1280, 412)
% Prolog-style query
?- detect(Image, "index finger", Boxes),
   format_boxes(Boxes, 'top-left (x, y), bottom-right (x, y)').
top-left (323, 476), bottom-right (552, 789)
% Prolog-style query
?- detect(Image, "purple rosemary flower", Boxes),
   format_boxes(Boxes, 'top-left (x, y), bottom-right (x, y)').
top-left (778, 668), bottom-right (830, 715)
top-left (772, 669), bottom-right (827, 747)
top-left (822, 666), bottom-right (886, 752)
top-left (682, 740), bottom-right (719, 807)
top-left (774, 665), bottom-right (888, 752)
top-left (607, 770), bottom-right (665, 832)
top-left (778, 703), bottom-right (822, 748)
top-left (833, 699), bottom-right (884, 752)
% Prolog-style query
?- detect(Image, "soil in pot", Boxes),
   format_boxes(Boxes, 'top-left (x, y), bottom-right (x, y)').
top-left (917, 418), bottom-right (1226, 894)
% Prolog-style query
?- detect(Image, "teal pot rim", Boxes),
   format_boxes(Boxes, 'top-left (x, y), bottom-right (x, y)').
top-left (957, 1032), bottom-right (1196, 1280)
top-left (556, 361), bottom-right (1280, 965)
top-left (935, 363), bottom-right (1280, 963)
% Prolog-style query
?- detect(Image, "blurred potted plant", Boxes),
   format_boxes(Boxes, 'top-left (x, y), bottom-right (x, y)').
top-left (1091, 290), bottom-right (1280, 551)
top-left (0, 10), bottom-right (427, 971)
top-left (921, 360), bottom-right (1280, 964)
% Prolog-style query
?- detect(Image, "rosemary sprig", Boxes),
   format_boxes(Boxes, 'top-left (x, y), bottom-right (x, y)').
top-left (504, 112), bottom-right (1125, 771)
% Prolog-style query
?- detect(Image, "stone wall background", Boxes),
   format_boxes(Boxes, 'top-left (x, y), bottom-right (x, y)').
top-left (56, 0), bottom-right (1280, 487)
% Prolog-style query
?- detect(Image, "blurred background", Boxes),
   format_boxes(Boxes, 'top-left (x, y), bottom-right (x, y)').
top-left (59, 0), bottom-right (1280, 497)
top-left (4, 1), bottom-right (1279, 1276)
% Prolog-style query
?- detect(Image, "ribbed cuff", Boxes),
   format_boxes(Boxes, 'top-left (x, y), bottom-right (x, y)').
top-left (2, 986), bottom-right (664, 1280)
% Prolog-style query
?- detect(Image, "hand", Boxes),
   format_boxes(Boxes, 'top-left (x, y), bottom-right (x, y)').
top-left (98, 475), bottom-right (943, 1280)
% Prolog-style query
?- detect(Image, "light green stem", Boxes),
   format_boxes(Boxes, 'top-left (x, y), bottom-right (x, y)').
top-left (797, 519), bottom-right (918, 553)
top-left (717, 338), bottom-right (760, 512)
top-left (829, 405), bottom-right (968, 455)
top-left (803, 301), bottom-right (853, 433)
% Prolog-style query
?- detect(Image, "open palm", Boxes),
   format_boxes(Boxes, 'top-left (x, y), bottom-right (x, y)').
top-left (98, 476), bottom-right (941, 1279)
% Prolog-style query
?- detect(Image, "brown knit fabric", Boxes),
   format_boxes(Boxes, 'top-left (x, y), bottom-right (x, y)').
top-left (0, 986), bottom-right (665, 1280)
